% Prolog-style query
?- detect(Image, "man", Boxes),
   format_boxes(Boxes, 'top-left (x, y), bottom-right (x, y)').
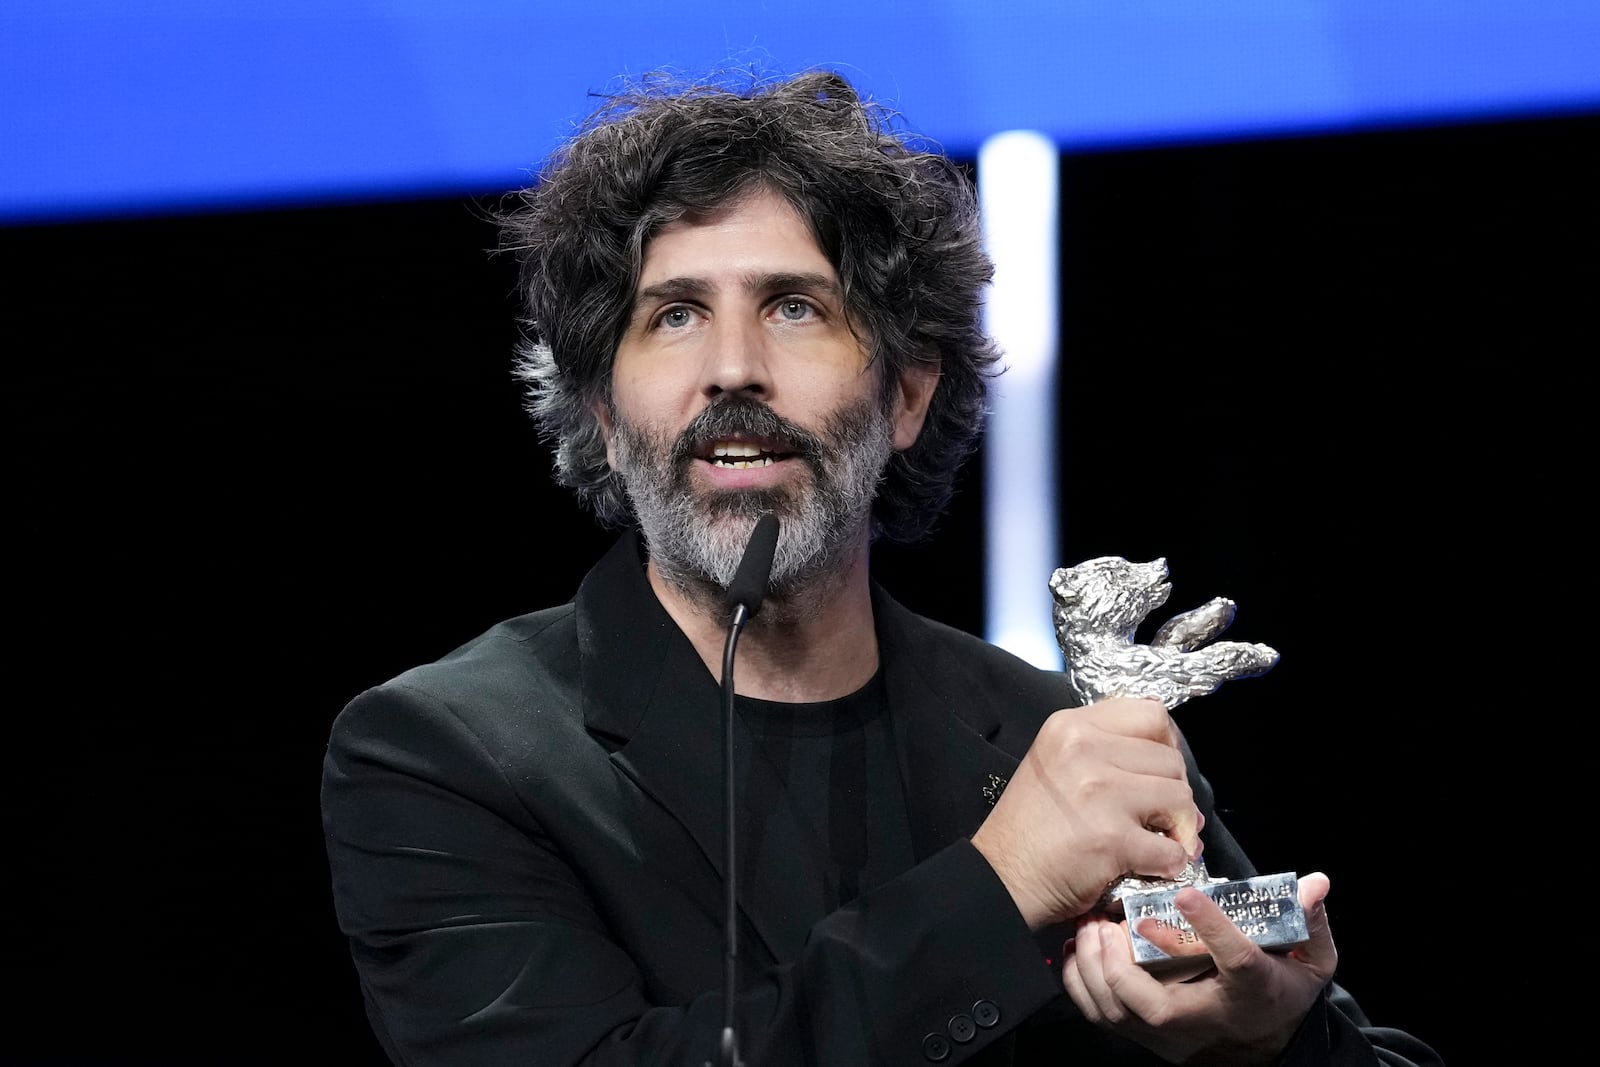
top-left (321, 70), bottom-right (1441, 1066)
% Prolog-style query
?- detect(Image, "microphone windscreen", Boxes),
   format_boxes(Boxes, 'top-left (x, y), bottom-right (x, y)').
top-left (724, 513), bottom-right (780, 619)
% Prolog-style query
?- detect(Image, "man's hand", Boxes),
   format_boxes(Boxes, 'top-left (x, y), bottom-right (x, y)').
top-left (1061, 872), bottom-right (1338, 1065)
top-left (969, 697), bottom-right (1200, 929)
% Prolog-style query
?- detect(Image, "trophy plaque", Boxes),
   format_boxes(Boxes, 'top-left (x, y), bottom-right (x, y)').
top-left (1049, 556), bottom-right (1307, 970)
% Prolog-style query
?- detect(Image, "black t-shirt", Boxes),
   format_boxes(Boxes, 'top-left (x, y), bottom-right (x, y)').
top-left (733, 670), bottom-right (916, 913)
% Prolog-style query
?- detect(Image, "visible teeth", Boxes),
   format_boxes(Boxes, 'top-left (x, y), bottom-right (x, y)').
top-left (712, 442), bottom-right (762, 458)
top-left (709, 441), bottom-right (774, 468)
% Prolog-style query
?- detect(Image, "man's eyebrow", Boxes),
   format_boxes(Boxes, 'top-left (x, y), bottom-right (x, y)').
top-left (752, 271), bottom-right (842, 300)
top-left (632, 271), bottom-right (843, 310)
top-left (632, 276), bottom-right (712, 309)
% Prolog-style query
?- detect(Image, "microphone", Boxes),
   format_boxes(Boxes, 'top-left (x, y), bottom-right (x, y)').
top-left (714, 513), bottom-right (779, 1067)
top-left (724, 512), bottom-right (779, 623)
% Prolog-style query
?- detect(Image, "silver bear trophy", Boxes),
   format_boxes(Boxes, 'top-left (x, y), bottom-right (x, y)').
top-left (1049, 556), bottom-right (1306, 967)
top-left (1048, 556), bottom-right (1278, 713)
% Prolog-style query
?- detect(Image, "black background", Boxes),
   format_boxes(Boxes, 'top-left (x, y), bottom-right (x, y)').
top-left (10, 109), bottom-right (1593, 1065)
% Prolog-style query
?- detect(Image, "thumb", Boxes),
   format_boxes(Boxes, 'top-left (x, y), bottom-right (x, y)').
top-left (1289, 872), bottom-right (1338, 976)
top-left (1172, 887), bottom-right (1260, 972)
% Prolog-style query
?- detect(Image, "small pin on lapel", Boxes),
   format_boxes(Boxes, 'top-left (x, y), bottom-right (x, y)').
top-left (982, 773), bottom-right (1008, 807)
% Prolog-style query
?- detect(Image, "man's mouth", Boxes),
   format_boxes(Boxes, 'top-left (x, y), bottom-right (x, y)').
top-left (703, 439), bottom-right (790, 470)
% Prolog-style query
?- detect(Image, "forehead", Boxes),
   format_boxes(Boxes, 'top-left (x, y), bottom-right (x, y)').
top-left (636, 188), bottom-right (834, 287)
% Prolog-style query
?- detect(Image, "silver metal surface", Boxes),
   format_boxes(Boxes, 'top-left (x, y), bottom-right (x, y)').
top-left (1049, 556), bottom-right (1304, 964)
top-left (1049, 556), bottom-right (1279, 712)
top-left (1122, 871), bottom-right (1308, 969)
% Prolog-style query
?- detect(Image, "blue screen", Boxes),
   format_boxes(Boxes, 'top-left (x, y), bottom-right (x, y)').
top-left (4, 0), bottom-right (1597, 222)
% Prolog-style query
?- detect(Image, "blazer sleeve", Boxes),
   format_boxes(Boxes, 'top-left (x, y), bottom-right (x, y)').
top-left (322, 680), bottom-right (1066, 1067)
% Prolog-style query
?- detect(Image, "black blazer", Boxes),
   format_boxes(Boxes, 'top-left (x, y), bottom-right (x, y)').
top-left (322, 533), bottom-right (1439, 1066)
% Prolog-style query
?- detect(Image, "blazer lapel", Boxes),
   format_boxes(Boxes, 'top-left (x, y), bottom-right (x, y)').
top-left (872, 587), bottom-right (1029, 863)
top-left (578, 533), bottom-right (830, 965)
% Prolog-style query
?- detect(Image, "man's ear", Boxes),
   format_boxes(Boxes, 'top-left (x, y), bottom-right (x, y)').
top-left (891, 359), bottom-right (941, 451)
top-left (591, 399), bottom-right (619, 470)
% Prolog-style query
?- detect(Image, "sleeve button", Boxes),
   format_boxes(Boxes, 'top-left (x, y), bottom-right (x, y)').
top-left (921, 1032), bottom-right (951, 1061)
top-left (947, 1013), bottom-right (976, 1043)
top-left (972, 999), bottom-right (1000, 1028)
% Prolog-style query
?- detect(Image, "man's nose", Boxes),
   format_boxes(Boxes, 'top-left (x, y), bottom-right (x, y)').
top-left (701, 317), bottom-right (773, 400)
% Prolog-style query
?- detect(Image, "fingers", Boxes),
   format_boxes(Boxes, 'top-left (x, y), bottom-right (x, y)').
top-left (1298, 871), bottom-right (1332, 912)
top-left (973, 697), bottom-right (1199, 927)
top-left (1094, 696), bottom-right (1183, 749)
top-left (1067, 876), bottom-right (1339, 1063)
top-left (1171, 875), bottom-right (1339, 983)
top-left (1062, 918), bottom-right (1136, 1026)
top-left (1130, 915), bottom-right (1214, 968)
top-left (1121, 817), bottom-right (1197, 881)
top-left (1036, 697), bottom-right (1200, 843)
top-left (1172, 887), bottom-right (1260, 972)
top-left (1138, 801), bottom-right (1203, 861)
top-left (1069, 698), bottom-right (1198, 843)
top-left (1060, 935), bottom-right (1095, 1021)
top-left (1030, 699), bottom-right (1181, 771)
top-left (1066, 918), bottom-right (1193, 1034)
top-left (1288, 872), bottom-right (1337, 975)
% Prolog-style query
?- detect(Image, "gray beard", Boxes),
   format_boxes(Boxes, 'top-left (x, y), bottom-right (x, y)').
top-left (609, 390), bottom-right (896, 608)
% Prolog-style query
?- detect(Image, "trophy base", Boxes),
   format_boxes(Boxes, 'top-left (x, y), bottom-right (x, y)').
top-left (1118, 871), bottom-right (1307, 971)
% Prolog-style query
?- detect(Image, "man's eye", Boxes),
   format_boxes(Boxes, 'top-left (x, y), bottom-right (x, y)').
top-left (658, 307), bottom-right (694, 329)
top-left (776, 300), bottom-right (812, 321)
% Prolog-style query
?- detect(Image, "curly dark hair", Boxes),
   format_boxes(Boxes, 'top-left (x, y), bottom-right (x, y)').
top-left (496, 68), bottom-right (1001, 542)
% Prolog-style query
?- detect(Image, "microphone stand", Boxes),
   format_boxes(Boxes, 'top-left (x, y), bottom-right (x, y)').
top-left (711, 513), bottom-right (778, 1067)
top-left (717, 602), bottom-right (750, 1067)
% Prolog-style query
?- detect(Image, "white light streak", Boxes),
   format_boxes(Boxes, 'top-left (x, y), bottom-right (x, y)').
top-left (979, 131), bottom-right (1062, 671)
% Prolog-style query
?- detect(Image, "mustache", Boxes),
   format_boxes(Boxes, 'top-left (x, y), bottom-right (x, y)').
top-left (668, 395), bottom-right (827, 468)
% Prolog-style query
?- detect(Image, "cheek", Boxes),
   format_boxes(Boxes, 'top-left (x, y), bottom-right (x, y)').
top-left (804, 365), bottom-right (880, 415)
top-left (611, 358), bottom-right (693, 424)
